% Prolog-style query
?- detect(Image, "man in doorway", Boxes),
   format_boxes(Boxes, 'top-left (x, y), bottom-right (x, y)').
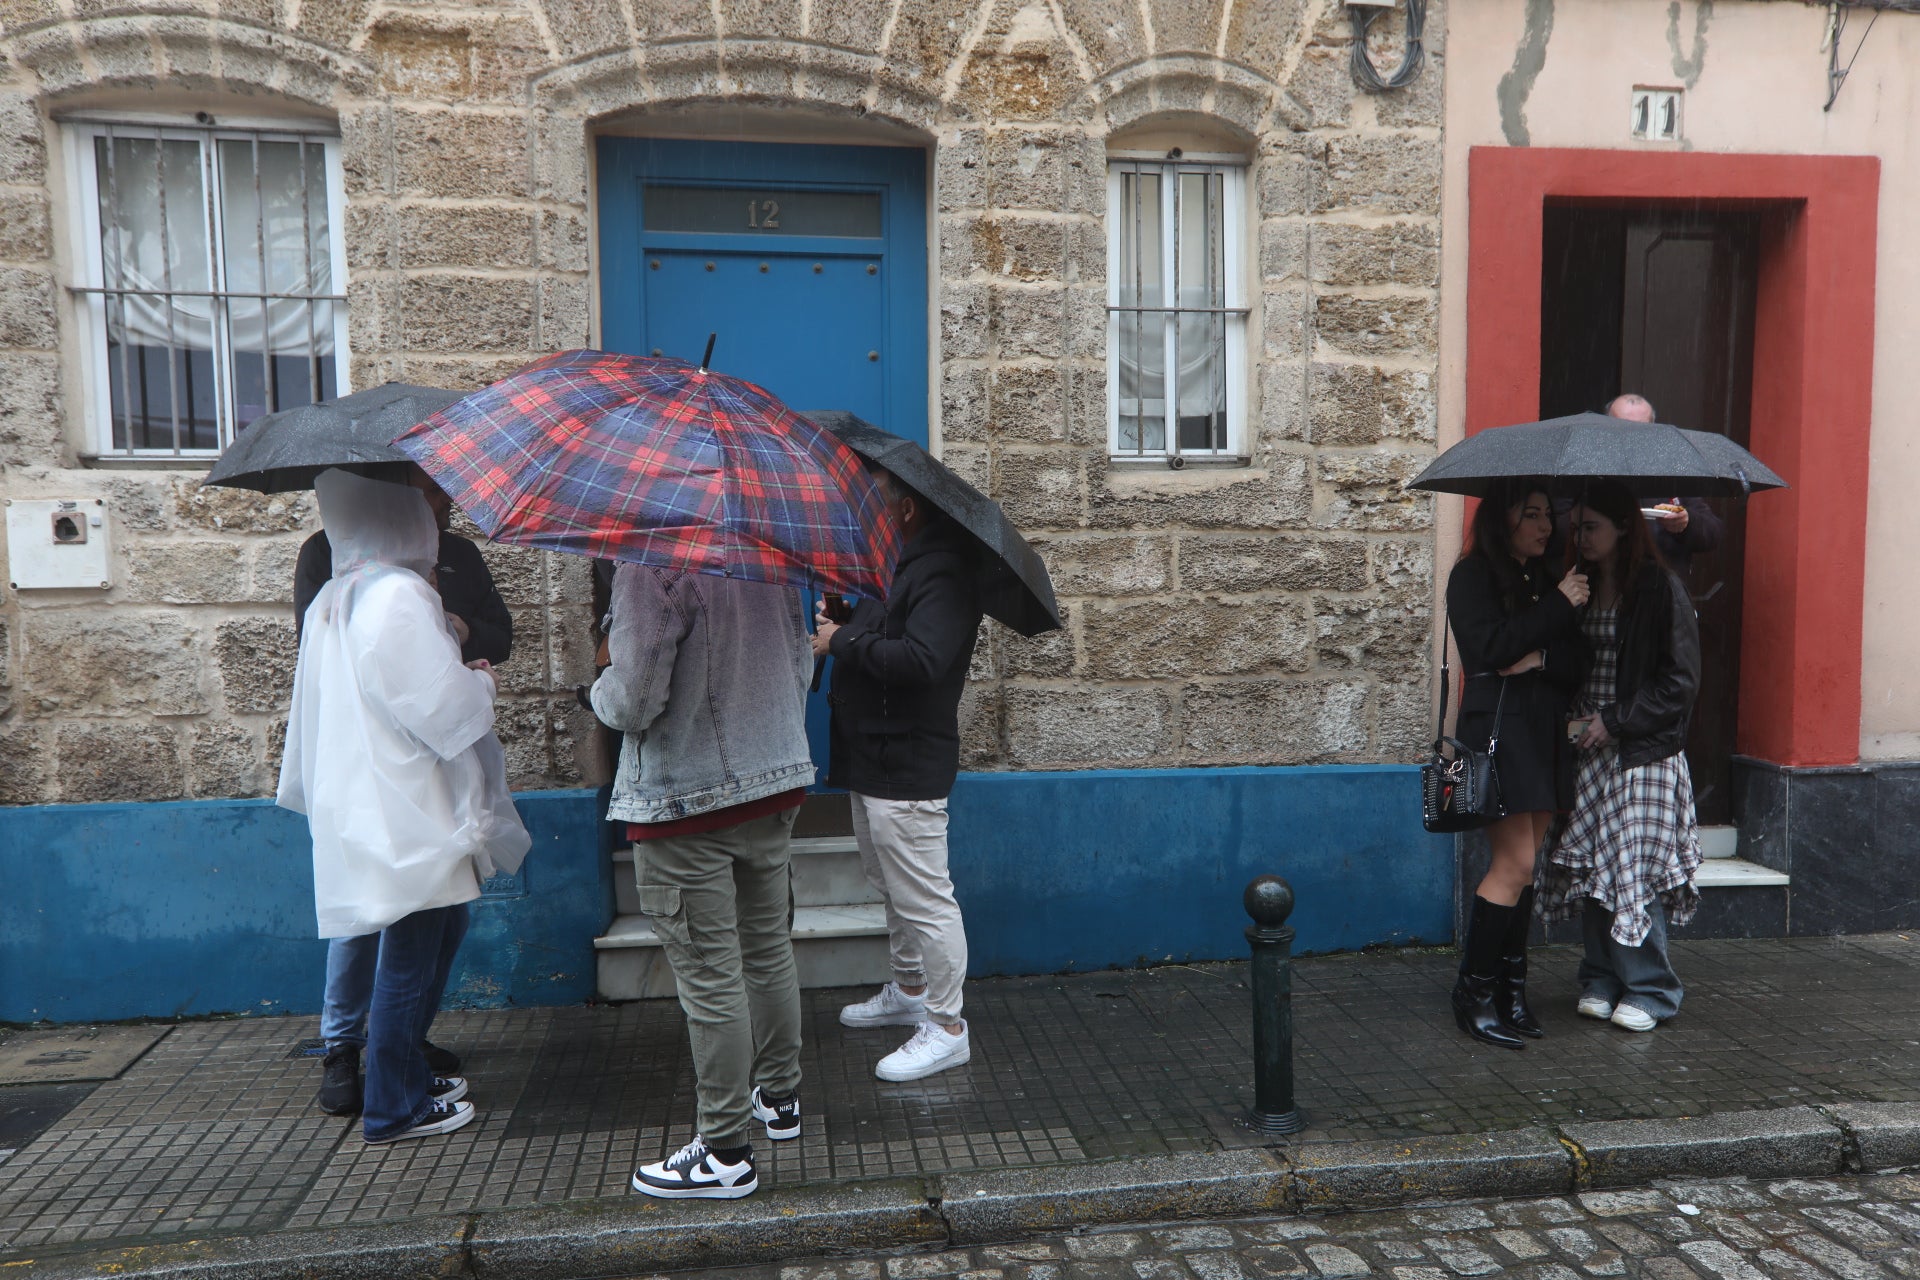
top-left (813, 467), bottom-right (983, 1083)
top-left (293, 464), bottom-right (513, 1116)
top-left (1605, 393), bottom-right (1725, 578)
top-left (592, 565), bottom-right (813, 1201)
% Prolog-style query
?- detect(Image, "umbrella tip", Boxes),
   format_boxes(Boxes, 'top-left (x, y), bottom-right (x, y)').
top-left (699, 332), bottom-right (717, 372)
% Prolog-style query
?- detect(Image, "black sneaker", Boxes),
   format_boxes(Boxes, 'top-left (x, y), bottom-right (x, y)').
top-left (751, 1086), bottom-right (800, 1141)
top-left (423, 1041), bottom-right (461, 1074)
top-left (364, 1098), bottom-right (475, 1144)
top-left (631, 1136), bottom-right (757, 1200)
top-left (317, 1046), bottom-right (362, 1115)
top-left (430, 1076), bottom-right (468, 1104)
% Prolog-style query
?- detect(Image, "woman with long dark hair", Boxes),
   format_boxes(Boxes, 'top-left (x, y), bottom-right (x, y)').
top-left (1445, 478), bottom-right (1589, 1049)
top-left (1539, 480), bottom-right (1703, 1032)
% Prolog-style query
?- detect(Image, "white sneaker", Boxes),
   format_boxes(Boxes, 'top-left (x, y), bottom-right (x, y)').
top-left (875, 1020), bottom-right (971, 1082)
top-left (1577, 996), bottom-right (1615, 1020)
top-left (631, 1135), bottom-right (757, 1200)
top-left (840, 981), bottom-right (927, 1028)
top-left (1610, 1003), bottom-right (1658, 1032)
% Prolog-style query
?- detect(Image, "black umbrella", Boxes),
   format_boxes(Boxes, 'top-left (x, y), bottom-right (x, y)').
top-left (204, 383), bottom-right (464, 493)
top-left (802, 411), bottom-right (1062, 637)
top-left (1406, 412), bottom-right (1788, 498)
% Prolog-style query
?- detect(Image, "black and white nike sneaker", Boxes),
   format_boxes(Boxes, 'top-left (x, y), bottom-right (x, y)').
top-left (631, 1136), bottom-right (757, 1200)
top-left (751, 1086), bottom-right (800, 1141)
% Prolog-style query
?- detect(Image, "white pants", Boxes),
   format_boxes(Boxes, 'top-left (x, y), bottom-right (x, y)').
top-left (850, 793), bottom-right (968, 1024)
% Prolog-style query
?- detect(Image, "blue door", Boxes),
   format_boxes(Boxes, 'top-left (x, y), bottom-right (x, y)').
top-left (597, 138), bottom-right (930, 785)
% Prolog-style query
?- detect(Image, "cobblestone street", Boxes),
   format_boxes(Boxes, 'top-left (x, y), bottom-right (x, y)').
top-left (677, 1175), bottom-right (1920, 1280)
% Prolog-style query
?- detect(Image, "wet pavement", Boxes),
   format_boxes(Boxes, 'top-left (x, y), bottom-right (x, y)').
top-left (3, 933), bottom-right (1919, 1258)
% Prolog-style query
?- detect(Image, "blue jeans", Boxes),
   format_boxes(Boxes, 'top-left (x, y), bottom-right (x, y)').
top-left (1578, 896), bottom-right (1684, 1020)
top-left (362, 904), bottom-right (469, 1141)
top-left (320, 934), bottom-right (378, 1049)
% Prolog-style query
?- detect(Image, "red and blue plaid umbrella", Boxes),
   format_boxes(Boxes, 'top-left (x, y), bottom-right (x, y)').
top-left (393, 349), bottom-right (900, 598)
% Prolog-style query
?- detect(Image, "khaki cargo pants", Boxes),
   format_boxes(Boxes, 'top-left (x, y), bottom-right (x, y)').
top-left (632, 809), bottom-right (802, 1148)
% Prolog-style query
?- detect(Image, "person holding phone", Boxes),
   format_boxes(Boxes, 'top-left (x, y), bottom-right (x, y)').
top-left (1539, 480), bottom-right (1703, 1033)
top-left (1444, 478), bottom-right (1589, 1049)
top-left (812, 465), bottom-right (983, 1082)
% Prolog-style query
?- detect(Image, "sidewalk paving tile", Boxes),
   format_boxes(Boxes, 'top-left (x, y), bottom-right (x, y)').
top-left (3, 935), bottom-right (1920, 1261)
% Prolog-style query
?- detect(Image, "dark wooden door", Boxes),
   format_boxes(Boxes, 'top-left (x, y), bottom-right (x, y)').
top-left (1617, 213), bottom-right (1759, 825)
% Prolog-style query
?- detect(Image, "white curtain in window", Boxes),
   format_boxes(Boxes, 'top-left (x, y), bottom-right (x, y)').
top-left (95, 134), bottom-right (334, 358)
top-left (1113, 167), bottom-right (1229, 452)
top-left (97, 136), bottom-right (215, 354)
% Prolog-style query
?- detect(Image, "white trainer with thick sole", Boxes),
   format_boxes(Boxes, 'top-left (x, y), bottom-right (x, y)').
top-left (1576, 996), bottom-right (1615, 1020)
top-left (840, 981), bottom-right (927, 1028)
top-left (1610, 1003), bottom-right (1657, 1032)
top-left (875, 1020), bottom-right (971, 1082)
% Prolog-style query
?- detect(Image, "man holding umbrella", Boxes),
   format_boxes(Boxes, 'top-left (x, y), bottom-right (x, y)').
top-left (813, 466), bottom-right (984, 1082)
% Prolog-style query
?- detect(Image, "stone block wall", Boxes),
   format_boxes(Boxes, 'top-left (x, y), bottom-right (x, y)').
top-left (0, 0), bottom-right (1444, 804)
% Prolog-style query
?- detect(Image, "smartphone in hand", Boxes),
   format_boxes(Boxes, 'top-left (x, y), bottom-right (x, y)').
top-left (823, 593), bottom-right (853, 624)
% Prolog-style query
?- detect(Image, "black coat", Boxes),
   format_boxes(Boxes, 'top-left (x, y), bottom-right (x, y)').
top-left (1445, 554), bottom-right (1586, 715)
top-left (1597, 565), bottom-right (1700, 770)
top-left (1445, 554), bottom-right (1587, 813)
top-left (1647, 497), bottom-right (1723, 579)
top-left (826, 522), bottom-right (983, 801)
top-left (293, 529), bottom-right (514, 666)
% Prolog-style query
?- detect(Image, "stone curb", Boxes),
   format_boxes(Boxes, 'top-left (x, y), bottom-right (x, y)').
top-left (12, 1102), bottom-right (1920, 1280)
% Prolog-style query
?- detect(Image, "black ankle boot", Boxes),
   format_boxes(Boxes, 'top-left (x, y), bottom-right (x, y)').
top-left (1453, 896), bottom-right (1526, 1050)
top-left (1499, 887), bottom-right (1544, 1038)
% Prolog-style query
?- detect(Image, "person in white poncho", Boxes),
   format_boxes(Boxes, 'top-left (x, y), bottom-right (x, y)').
top-left (278, 468), bottom-right (529, 1144)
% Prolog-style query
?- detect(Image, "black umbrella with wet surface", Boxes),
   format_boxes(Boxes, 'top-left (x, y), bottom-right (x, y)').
top-left (204, 382), bottom-right (463, 493)
top-left (802, 410), bottom-right (1062, 637)
top-left (1406, 412), bottom-right (1788, 498)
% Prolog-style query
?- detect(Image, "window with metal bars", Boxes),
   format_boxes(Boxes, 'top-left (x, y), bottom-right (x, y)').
top-left (1106, 157), bottom-right (1248, 463)
top-left (68, 120), bottom-right (349, 458)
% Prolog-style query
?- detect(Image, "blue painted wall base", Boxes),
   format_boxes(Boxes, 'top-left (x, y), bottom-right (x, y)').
top-left (948, 766), bottom-right (1453, 972)
top-left (0, 790), bottom-right (609, 1025)
top-left (2, 766), bottom-right (1447, 1024)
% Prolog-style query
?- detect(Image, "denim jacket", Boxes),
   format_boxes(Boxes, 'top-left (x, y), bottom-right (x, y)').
top-left (589, 565), bottom-right (814, 824)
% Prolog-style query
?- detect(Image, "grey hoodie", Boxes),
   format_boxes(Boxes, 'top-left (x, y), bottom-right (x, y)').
top-left (590, 564), bottom-right (814, 824)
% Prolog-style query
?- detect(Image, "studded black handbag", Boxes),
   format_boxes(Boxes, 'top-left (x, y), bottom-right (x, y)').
top-left (1421, 607), bottom-right (1508, 834)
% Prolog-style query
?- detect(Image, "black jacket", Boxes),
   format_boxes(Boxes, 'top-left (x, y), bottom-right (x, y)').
top-left (1647, 497), bottom-right (1723, 579)
top-left (1598, 565), bottom-right (1700, 770)
top-left (293, 529), bottom-right (514, 666)
top-left (1445, 553), bottom-right (1586, 717)
top-left (826, 522), bottom-right (983, 801)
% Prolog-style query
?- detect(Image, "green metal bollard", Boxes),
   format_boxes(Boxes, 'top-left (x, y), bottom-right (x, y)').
top-left (1244, 874), bottom-right (1305, 1135)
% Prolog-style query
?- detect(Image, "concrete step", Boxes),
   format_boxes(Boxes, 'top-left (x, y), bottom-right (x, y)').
top-left (1695, 856), bottom-right (1789, 888)
top-left (1699, 825), bottom-right (1739, 859)
top-left (611, 837), bottom-right (875, 915)
top-left (594, 903), bottom-right (891, 1001)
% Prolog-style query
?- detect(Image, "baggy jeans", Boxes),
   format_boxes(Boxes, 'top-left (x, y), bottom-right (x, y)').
top-left (362, 902), bottom-right (469, 1141)
top-left (1578, 896), bottom-right (1684, 1021)
top-left (850, 794), bottom-right (968, 1025)
top-left (634, 810), bottom-right (803, 1148)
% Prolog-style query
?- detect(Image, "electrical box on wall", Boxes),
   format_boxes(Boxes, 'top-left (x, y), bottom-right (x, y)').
top-left (7, 498), bottom-right (111, 590)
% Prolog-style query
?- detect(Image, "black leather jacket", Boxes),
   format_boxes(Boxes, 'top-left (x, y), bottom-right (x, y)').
top-left (1599, 565), bottom-right (1701, 770)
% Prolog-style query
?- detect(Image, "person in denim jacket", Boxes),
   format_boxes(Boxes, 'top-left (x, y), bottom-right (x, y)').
top-left (589, 566), bottom-right (813, 1200)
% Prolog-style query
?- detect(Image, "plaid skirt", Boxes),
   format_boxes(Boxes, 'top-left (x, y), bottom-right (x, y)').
top-left (1539, 746), bottom-right (1702, 946)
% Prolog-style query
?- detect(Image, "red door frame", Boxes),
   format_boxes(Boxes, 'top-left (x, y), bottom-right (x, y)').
top-left (1465, 146), bottom-right (1879, 768)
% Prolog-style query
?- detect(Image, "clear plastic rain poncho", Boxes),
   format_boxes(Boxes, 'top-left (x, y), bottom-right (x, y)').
top-left (277, 468), bottom-right (530, 938)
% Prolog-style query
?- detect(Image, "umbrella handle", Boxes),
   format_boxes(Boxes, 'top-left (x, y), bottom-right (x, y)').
top-left (700, 332), bottom-right (717, 371)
